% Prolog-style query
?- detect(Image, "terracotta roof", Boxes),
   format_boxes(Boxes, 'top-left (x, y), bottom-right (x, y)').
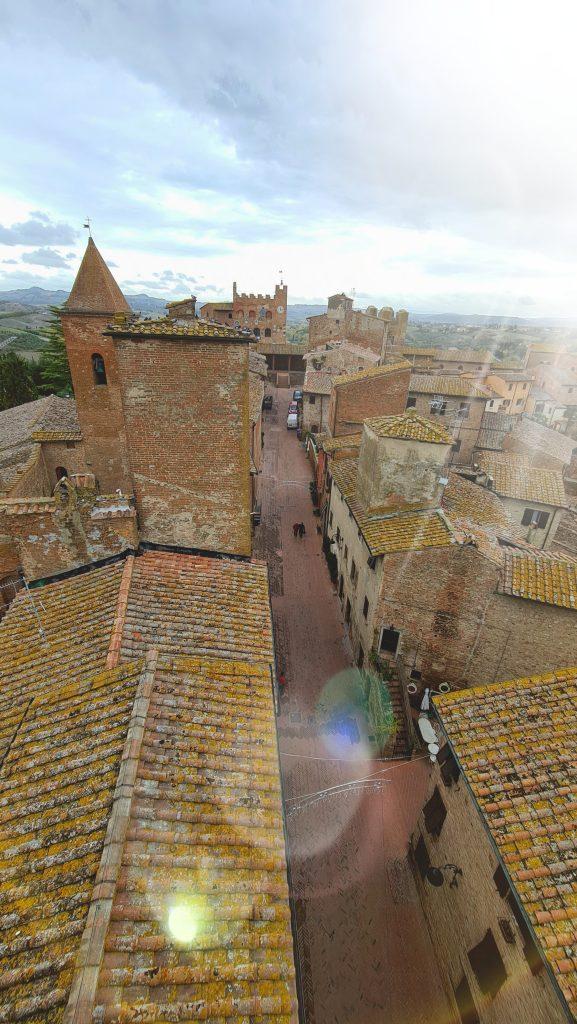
top-left (442, 473), bottom-right (517, 535)
top-left (0, 551), bottom-right (294, 1022)
top-left (332, 360), bottom-right (411, 387)
top-left (249, 374), bottom-right (265, 423)
top-left (475, 411), bottom-right (516, 451)
top-left (120, 551), bottom-right (274, 665)
top-left (303, 370), bottom-right (333, 395)
top-left (403, 347), bottom-right (494, 363)
top-left (330, 458), bottom-right (454, 556)
top-left (365, 412), bottom-right (452, 444)
top-left (0, 395), bottom-right (79, 451)
top-left (509, 416), bottom-right (577, 465)
top-left (435, 668), bottom-right (577, 1017)
top-left (478, 452), bottom-right (567, 507)
top-left (65, 237), bottom-right (131, 314)
top-left (106, 314), bottom-right (249, 340)
top-left (498, 551), bottom-right (577, 609)
top-left (409, 374), bottom-right (494, 398)
top-left (320, 433), bottom-right (362, 454)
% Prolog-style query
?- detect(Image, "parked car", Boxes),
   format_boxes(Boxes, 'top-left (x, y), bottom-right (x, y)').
top-left (288, 401), bottom-right (298, 414)
top-left (287, 411), bottom-right (298, 429)
top-left (262, 394), bottom-right (273, 410)
top-left (293, 389), bottom-right (303, 402)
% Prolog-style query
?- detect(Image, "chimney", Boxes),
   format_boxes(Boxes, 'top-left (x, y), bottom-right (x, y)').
top-left (356, 415), bottom-right (452, 511)
top-left (166, 296), bottom-right (197, 320)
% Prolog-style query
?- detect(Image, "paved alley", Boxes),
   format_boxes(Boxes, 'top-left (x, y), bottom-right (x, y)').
top-left (254, 388), bottom-right (457, 1024)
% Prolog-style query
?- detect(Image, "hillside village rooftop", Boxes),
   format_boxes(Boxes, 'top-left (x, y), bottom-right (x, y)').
top-left (477, 452), bottom-right (567, 507)
top-left (434, 668), bottom-right (577, 1018)
top-left (409, 374), bottom-right (496, 398)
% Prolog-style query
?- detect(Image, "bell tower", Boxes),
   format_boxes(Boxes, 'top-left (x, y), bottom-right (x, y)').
top-left (60, 238), bottom-right (132, 493)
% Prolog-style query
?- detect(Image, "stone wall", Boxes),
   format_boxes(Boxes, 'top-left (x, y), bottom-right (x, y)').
top-left (373, 544), bottom-right (577, 688)
top-left (7, 447), bottom-right (50, 498)
top-left (328, 365), bottom-right (411, 437)
top-left (411, 768), bottom-right (568, 1023)
top-left (39, 440), bottom-right (88, 490)
top-left (356, 431), bottom-right (449, 511)
top-left (0, 487), bottom-right (138, 582)
top-left (308, 307), bottom-right (408, 355)
top-left (114, 336), bottom-right (252, 556)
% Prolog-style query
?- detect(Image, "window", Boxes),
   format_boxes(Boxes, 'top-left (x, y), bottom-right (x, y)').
top-left (458, 402), bottom-right (470, 418)
top-left (253, 327), bottom-right (260, 338)
top-left (92, 353), bottom-right (107, 386)
top-left (380, 627), bottom-right (400, 654)
top-left (350, 559), bottom-right (357, 583)
top-left (329, 511), bottom-right (333, 527)
top-left (338, 574), bottom-right (344, 598)
top-left (515, 398), bottom-right (523, 405)
top-left (438, 742), bottom-right (460, 786)
top-left (336, 527), bottom-right (341, 543)
top-left (265, 310), bottom-right (272, 320)
top-left (413, 835), bottom-right (430, 878)
top-left (248, 309), bottom-right (256, 318)
top-left (430, 400), bottom-right (447, 415)
top-left (454, 975), bottom-right (480, 1024)
top-left (344, 544), bottom-right (348, 563)
top-left (55, 466), bottom-right (68, 480)
top-left (363, 596), bottom-right (369, 619)
top-left (357, 647), bottom-right (364, 669)
top-left (406, 396), bottom-right (417, 408)
top-left (309, 393), bottom-right (316, 404)
top-left (467, 929), bottom-right (507, 997)
top-left (264, 328), bottom-right (271, 337)
top-left (521, 508), bottom-right (549, 529)
top-left (345, 597), bottom-right (351, 623)
top-left (423, 786), bottom-right (447, 838)
top-left (523, 382), bottom-right (528, 390)
top-left (65, 441), bottom-right (75, 449)
top-left (452, 439), bottom-right (462, 453)
top-left (493, 867), bottom-right (542, 973)
top-left (508, 382), bottom-right (513, 391)
top-left (228, 312), bottom-right (232, 318)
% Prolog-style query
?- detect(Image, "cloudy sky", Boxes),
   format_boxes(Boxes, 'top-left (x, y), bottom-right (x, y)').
top-left (1, 0), bottom-right (577, 314)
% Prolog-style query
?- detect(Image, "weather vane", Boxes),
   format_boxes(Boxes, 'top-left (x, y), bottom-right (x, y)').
top-left (83, 217), bottom-right (92, 237)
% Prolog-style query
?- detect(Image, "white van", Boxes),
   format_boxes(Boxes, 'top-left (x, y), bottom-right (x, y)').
top-left (286, 411), bottom-right (298, 429)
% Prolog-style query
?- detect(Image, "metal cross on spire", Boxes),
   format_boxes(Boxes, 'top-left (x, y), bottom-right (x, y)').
top-left (83, 217), bottom-right (92, 237)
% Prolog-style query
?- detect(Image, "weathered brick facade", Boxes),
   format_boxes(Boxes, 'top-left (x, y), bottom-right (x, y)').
top-left (411, 767), bottom-right (568, 1024)
top-left (308, 295), bottom-right (408, 356)
top-left (108, 332), bottom-right (251, 554)
top-left (61, 239), bottom-right (253, 557)
top-left (0, 484), bottom-right (138, 582)
top-left (201, 282), bottom-right (287, 343)
top-left (327, 364), bottom-right (411, 436)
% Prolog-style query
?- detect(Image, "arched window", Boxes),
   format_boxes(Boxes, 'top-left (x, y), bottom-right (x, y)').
top-left (265, 310), bottom-right (272, 320)
top-left (92, 353), bottom-right (107, 386)
top-left (55, 466), bottom-right (68, 480)
top-left (264, 328), bottom-right (272, 337)
top-left (253, 327), bottom-right (261, 338)
top-left (248, 309), bottom-right (256, 319)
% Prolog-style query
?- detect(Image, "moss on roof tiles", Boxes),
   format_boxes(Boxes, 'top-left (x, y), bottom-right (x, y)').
top-left (435, 668), bottom-right (577, 1017)
top-left (365, 412), bottom-right (452, 444)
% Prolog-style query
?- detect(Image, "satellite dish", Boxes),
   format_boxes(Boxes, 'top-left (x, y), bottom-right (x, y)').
top-left (439, 682), bottom-right (451, 693)
top-left (426, 867), bottom-right (444, 887)
top-left (407, 681), bottom-right (418, 695)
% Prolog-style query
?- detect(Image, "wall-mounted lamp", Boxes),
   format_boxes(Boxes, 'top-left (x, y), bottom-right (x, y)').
top-left (425, 863), bottom-right (463, 889)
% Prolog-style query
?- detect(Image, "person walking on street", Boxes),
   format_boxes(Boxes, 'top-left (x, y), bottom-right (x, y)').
top-left (298, 522), bottom-right (306, 538)
top-left (293, 522), bottom-right (299, 537)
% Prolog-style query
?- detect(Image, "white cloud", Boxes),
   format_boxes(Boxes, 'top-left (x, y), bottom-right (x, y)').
top-left (21, 247), bottom-right (70, 268)
top-left (1, 1), bottom-right (577, 314)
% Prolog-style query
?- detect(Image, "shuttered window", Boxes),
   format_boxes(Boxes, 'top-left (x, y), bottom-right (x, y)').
top-left (467, 929), bottom-right (507, 997)
top-left (423, 786), bottom-right (447, 838)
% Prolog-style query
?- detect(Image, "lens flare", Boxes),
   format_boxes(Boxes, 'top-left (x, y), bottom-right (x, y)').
top-left (167, 903), bottom-right (199, 944)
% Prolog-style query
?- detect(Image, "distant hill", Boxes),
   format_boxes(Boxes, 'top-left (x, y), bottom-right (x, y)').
top-left (287, 303), bottom-right (325, 322)
top-left (0, 286), bottom-right (167, 315)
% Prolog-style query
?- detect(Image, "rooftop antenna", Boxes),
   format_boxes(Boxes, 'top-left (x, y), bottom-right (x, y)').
top-left (279, 269), bottom-right (284, 286)
top-left (83, 217), bottom-right (92, 238)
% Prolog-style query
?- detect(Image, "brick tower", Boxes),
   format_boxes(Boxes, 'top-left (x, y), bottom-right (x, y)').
top-left (61, 239), bottom-right (253, 556)
top-left (60, 238), bottom-right (133, 493)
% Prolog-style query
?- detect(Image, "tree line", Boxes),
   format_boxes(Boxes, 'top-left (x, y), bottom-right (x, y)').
top-left (0, 307), bottom-right (72, 412)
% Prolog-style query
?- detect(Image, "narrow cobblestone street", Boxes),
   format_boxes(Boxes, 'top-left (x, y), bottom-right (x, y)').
top-left (254, 388), bottom-right (457, 1024)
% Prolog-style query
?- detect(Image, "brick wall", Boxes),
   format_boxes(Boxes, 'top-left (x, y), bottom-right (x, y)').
top-left (39, 440), bottom-right (88, 490)
top-left (114, 336), bottom-right (252, 556)
top-left (308, 308), bottom-right (407, 355)
top-left (0, 535), bottom-right (21, 616)
top-left (61, 312), bottom-right (132, 493)
top-left (0, 493), bottom-right (138, 581)
top-left (6, 447), bottom-right (50, 498)
top-left (328, 366), bottom-right (410, 436)
top-left (411, 770), bottom-right (568, 1024)
top-left (373, 544), bottom-right (577, 688)
top-left (233, 283), bottom-right (287, 343)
